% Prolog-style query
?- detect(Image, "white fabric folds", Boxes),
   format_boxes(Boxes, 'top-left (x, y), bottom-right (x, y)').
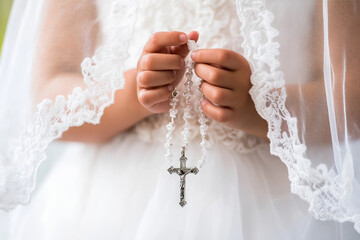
top-left (0, 0), bottom-right (359, 235)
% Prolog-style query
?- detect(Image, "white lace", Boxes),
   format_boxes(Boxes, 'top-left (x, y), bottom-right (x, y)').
top-left (236, 0), bottom-right (359, 233)
top-left (0, 0), bottom-right (138, 210)
top-left (129, 0), bottom-right (263, 153)
top-left (0, 0), bottom-right (358, 234)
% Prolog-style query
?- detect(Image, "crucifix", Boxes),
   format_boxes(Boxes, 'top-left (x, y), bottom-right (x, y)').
top-left (168, 147), bottom-right (199, 207)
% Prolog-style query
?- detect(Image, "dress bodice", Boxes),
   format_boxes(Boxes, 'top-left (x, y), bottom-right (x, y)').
top-left (95, 0), bottom-right (264, 152)
top-left (98, 0), bottom-right (244, 69)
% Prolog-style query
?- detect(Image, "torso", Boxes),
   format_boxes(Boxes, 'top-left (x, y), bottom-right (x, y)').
top-left (95, 0), bottom-right (315, 152)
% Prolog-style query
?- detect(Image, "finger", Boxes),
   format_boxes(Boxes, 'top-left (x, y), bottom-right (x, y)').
top-left (191, 49), bottom-right (246, 71)
top-left (137, 70), bottom-right (175, 88)
top-left (170, 31), bottom-right (199, 57)
top-left (195, 63), bottom-right (234, 89)
top-left (140, 53), bottom-right (185, 71)
top-left (144, 31), bottom-right (188, 53)
top-left (151, 100), bottom-right (171, 113)
top-left (201, 81), bottom-right (235, 108)
top-left (201, 99), bottom-right (235, 123)
top-left (188, 31), bottom-right (199, 41)
top-left (138, 85), bottom-right (173, 107)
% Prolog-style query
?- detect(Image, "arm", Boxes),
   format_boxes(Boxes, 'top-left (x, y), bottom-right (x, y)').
top-left (32, 0), bottom-right (151, 143)
top-left (60, 69), bottom-right (152, 143)
top-left (192, 1), bottom-right (359, 143)
top-left (286, 0), bottom-right (360, 144)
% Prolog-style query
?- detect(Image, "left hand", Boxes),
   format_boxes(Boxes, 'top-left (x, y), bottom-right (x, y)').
top-left (191, 49), bottom-right (268, 139)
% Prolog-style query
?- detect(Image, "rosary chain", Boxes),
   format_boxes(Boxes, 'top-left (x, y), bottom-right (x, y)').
top-left (164, 89), bottom-right (179, 165)
top-left (164, 39), bottom-right (209, 169)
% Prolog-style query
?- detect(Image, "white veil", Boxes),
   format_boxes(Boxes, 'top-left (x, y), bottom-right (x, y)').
top-left (0, 0), bottom-right (45, 208)
top-left (0, 0), bottom-right (359, 234)
top-left (238, 0), bottom-right (360, 232)
top-left (0, 0), bottom-right (138, 209)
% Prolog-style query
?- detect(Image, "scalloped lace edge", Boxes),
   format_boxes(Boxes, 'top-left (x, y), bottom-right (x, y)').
top-left (1, 0), bottom-right (359, 234)
top-left (235, 0), bottom-right (359, 233)
top-left (0, 0), bottom-right (138, 210)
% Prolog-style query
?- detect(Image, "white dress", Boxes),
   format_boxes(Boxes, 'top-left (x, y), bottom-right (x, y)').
top-left (4, 0), bottom-right (359, 239)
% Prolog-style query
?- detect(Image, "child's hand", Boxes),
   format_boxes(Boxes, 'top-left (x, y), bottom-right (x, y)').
top-left (191, 49), bottom-right (267, 138)
top-left (137, 31), bottom-right (199, 113)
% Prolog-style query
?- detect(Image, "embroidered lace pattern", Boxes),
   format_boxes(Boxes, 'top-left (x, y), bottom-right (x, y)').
top-left (1, 0), bottom-right (358, 234)
top-left (131, 0), bottom-right (263, 153)
top-left (0, 0), bottom-right (138, 210)
top-left (235, 0), bottom-right (359, 233)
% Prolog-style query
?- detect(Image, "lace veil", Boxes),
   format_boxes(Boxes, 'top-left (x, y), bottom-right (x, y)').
top-left (0, 0), bottom-right (359, 234)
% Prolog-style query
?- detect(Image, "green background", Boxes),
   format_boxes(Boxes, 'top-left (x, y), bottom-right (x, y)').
top-left (0, 0), bottom-right (12, 237)
top-left (0, 0), bottom-right (13, 54)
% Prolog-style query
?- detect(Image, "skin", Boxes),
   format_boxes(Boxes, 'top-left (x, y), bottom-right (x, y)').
top-left (33, 0), bottom-right (359, 144)
top-left (33, 0), bottom-right (152, 143)
top-left (136, 31), bottom-right (199, 113)
top-left (285, 0), bottom-right (360, 144)
top-left (33, 0), bottom-right (268, 144)
top-left (136, 31), bottom-right (268, 139)
top-left (192, 49), bottom-right (268, 139)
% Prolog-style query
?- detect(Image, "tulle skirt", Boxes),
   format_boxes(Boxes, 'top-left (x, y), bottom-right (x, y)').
top-left (5, 131), bottom-right (359, 240)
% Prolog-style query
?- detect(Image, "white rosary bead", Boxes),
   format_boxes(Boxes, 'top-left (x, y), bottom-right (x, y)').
top-left (164, 88), bottom-right (179, 165)
top-left (164, 38), bottom-right (209, 169)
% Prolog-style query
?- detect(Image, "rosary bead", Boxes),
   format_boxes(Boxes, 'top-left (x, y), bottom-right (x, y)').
top-left (165, 40), bottom-right (208, 169)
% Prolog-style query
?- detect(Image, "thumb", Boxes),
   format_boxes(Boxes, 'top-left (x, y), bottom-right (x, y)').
top-left (188, 31), bottom-right (199, 42)
top-left (170, 31), bottom-right (199, 57)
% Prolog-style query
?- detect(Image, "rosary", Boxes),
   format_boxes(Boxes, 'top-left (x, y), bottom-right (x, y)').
top-left (165, 38), bottom-right (209, 207)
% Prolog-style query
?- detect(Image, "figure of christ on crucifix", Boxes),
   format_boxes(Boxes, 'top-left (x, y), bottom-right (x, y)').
top-left (168, 147), bottom-right (199, 207)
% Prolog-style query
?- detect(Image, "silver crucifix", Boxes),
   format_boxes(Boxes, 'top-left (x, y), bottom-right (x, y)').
top-left (168, 147), bottom-right (199, 207)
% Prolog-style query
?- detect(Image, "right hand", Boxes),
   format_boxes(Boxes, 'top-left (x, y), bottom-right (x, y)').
top-left (136, 31), bottom-right (199, 113)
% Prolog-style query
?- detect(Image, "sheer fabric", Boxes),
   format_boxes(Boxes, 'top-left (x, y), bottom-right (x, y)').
top-left (0, 0), bottom-right (359, 236)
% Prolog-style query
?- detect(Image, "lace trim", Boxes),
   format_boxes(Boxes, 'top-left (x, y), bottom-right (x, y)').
top-left (2, 1), bottom-right (358, 233)
top-left (133, 73), bottom-right (263, 154)
top-left (131, 0), bottom-right (262, 153)
top-left (134, 114), bottom-right (263, 154)
top-left (236, 0), bottom-right (359, 233)
top-left (0, 0), bottom-right (138, 210)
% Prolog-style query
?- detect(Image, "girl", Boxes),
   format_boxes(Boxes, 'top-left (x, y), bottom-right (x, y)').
top-left (1, 0), bottom-right (359, 239)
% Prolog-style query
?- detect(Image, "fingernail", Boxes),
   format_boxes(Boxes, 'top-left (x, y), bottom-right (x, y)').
top-left (168, 85), bottom-right (174, 91)
top-left (180, 58), bottom-right (185, 67)
top-left (201, 99), bottom-right (206, 107)
top-left (191, 51), bottom-right (196, 60)
top-left (138, 89), bottom-right (145, 99)
top-left (179, 33), bottom-right (187, 42)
